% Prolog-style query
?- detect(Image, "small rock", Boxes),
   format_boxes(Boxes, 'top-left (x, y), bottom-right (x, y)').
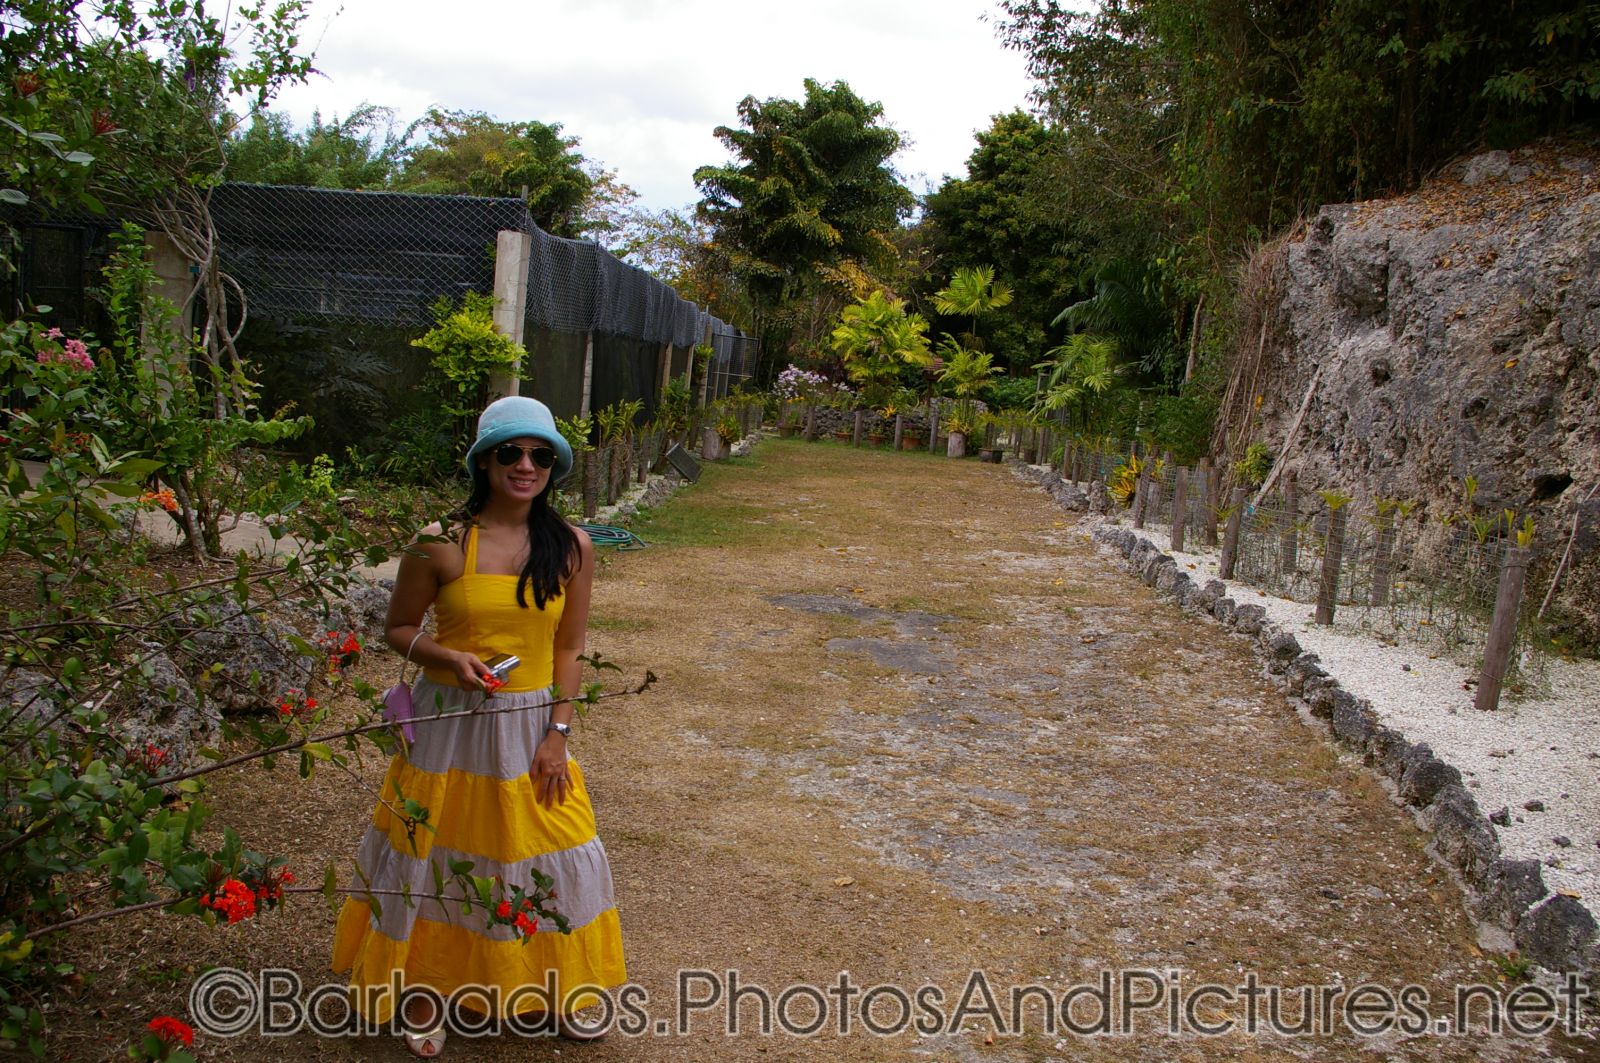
top-left (1319, 887), bottom-right (1341, 900)
top-left (1524, 800), bottom-right (1546, 812)
top-left (1490, 807), bottom-right (1511, 826)
top-left (1554, 836), bottom-right (1572, 848)
top-left (1401, 663), bottom-right (1412, 672)
top-left (1488, 749), bottom-right (1512, 758)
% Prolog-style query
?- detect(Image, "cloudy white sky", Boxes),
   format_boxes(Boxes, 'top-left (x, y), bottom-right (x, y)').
top-left (267, 0), bottom-right (1039, 213)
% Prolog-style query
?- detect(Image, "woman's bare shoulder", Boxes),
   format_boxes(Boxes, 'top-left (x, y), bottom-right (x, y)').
top-left (403, 518), bottom-right (468, 561)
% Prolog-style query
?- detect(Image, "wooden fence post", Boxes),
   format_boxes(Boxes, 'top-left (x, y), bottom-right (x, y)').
top-left (1133, 459), bottom-right (1152, 529)
top-left (803, 404), bottom-right (818, 441)
top-left (1279, 472), bottom-right (1299, 578)
top-left (1171, 466), bottom-right (1189, 553)
top-left (1197, 459), bottom-right (1217, 546)
top-left (927, 400), bottom-right (940, 454)
top-left (852, 409), bottom-right (865, 447)
top-left (582, 451), bottom-right (598, 519)
top-left (1475, 545), bottom-right (1533, 711)
top-left (1314, 503), bottom-right (1349, 625)
top-left (1370, 507), bottom-right (1396, 607)
top-left (893, 413), bottom-right (904, 450)
top-left (1219, 487), bottom-right (1247, 578)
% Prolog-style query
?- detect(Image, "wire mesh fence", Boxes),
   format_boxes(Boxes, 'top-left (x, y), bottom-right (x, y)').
top-left (1054, 438), bottom-right (1552, 697)
top-left (209, 183), bottom-right (755, 427)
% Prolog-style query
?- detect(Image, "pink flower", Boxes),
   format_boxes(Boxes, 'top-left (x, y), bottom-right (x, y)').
top-left (63, 338), bottom-right (94, 370)
top-left (44, 327), bottom-right (63, 339)
top-left (34, 333), bottom-right (95, 372)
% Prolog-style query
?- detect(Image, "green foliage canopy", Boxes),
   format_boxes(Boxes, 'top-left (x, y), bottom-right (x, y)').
top-left (694, 78), bottom-right (914, 374)
top-left (396, 109), bottom-right (593, 237)
top-left (920, 111), bottom-right (1080, 369)
top-left (226, 105), bottom-right (408, 189)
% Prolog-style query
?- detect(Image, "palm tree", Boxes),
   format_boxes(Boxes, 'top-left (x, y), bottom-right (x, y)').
top-left (830, 290), bottom-right (933, 409)
top-left (936, 338), bottom-right (1002, 433)
top-left (1035, 333), bottom-right (1119, 432)
top-left (933, 265), bottom-right (1014, 349)
top-left (1051, 259), bottom-right (1175, 381)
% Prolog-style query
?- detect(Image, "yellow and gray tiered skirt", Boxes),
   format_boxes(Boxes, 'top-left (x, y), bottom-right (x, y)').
top-left (331, 678), bottom-right (625, 1020)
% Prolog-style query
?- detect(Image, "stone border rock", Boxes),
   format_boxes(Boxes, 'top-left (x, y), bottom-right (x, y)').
top-left (1010, 461), bottom-right (1599, 982)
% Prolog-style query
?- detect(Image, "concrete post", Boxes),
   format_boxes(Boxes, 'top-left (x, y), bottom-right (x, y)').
top-left (142, 231), bottom-right (192, 407)
top-left (580, 331), bottom-right (594, 419)
top-left (489, 229), bottom-right (531, 400)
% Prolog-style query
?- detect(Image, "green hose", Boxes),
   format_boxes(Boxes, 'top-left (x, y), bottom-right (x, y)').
top-left (576, 522), bottom-right (648, 550)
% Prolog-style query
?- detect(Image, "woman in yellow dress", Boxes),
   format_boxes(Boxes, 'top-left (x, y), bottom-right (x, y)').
top-left (331, 396), bottom-right (626, 1056)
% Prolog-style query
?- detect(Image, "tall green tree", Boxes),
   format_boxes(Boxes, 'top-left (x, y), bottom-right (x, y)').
top-left (2, 0), bottom-right (314, 227)
top-left (397, 109), bottom-right (593, 237)
top-left (226, 105), bottom-right (407, 188)
top-left (693, 78), bottom-right (914, 378)
top-left (919, 111), bottom-right (1080, 372)
top-left (2, 0), bottom-right (315, 412)
top-left (998, 0), bottom-right (1600, 279)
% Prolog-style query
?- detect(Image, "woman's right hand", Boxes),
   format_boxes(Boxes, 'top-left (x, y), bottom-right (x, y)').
top-left (449, 650), bottom-right (491, 691)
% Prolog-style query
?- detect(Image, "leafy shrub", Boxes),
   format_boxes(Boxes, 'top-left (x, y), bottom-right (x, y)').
top-left (986, 375), bottom-right (1037, 409)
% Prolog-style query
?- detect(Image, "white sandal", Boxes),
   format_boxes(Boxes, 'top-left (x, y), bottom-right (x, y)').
top-left (403, 1023), bottom-right (447, 1057)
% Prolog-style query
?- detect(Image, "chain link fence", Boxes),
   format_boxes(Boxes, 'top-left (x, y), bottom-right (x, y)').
top-left (208, 183), bottom-right (754, 454)
top-left (1057, 438), bottom-right (1553, 697)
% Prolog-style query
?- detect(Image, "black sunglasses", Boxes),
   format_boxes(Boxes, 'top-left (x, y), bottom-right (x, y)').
top-left (493, 443), bottom-right (558, 469)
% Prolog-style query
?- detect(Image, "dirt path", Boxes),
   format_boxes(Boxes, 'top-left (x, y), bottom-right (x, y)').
top-left (46, 438), bottom-right (1592, 1061)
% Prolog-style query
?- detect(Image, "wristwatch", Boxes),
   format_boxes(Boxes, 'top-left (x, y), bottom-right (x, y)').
top-left (546, 722), bottom-right (572, 738)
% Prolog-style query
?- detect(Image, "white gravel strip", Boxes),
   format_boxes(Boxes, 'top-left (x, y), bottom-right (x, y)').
top-left (1112, 512), bottom-right (1600, 908)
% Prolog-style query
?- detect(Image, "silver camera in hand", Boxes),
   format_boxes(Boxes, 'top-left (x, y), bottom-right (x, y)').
top-left (483, 654), bottom-right (521, 681)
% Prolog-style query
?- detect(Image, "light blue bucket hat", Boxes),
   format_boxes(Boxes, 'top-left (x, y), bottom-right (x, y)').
top-left (464, 396), bottom-right (574, 484)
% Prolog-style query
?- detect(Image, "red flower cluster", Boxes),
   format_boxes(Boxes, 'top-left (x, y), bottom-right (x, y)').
top-left (493, 894), bottom-right (541, 937)
top-left (132, 742), bottom-right (169, 774)
top-left (140, 488), bottom-right (179, 513)
top-left (276, 687), bottom-right (317, 718)
top-left (13, 72), bottom-right (41, 98)
top-left (251, 868), bottom-right (294, 909)
top-left (147, 1015), bottom-right (194, 1047)
top-left (90, 108), bottom-right (118, 136)
top-left (200, 878), bottom-right (257, 924)
top-left (318, 630), bottom-right (361, 673)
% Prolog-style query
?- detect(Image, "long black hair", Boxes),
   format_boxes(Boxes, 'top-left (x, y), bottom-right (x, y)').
top-left (453, 465), bottom-right (579, 610)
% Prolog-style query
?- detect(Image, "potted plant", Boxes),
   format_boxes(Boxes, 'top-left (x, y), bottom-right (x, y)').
top-left (943, 409), bottom-right (975, 458)
top-left (936, 342), bottom-right (999, 459)
top-left (826, 386), bottom-right (856, 441)
top-left (703, 411), bottom-right (740, 459)
top-left (977, 411), bottom-right (1006, 463)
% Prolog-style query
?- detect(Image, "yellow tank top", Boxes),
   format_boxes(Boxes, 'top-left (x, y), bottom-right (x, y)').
top-left (423, 524), bottom-right (563, 692)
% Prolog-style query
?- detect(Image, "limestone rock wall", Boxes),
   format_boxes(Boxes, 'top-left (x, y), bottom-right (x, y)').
top-left (1242, 143), bottom-right (1600, 641)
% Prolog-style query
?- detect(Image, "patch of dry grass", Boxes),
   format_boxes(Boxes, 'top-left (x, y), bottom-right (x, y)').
top-left (34, 439), bottom-right (1532, 1062)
